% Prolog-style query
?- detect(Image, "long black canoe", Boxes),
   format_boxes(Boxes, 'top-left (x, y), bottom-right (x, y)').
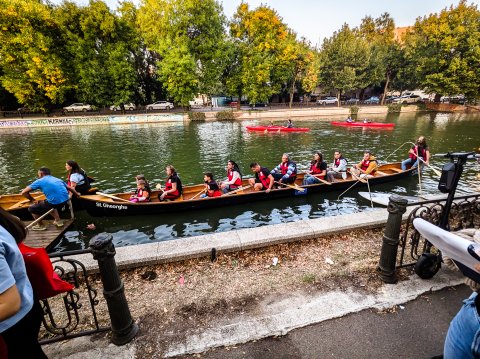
top-left (76, 162), bottom-right (415, 217)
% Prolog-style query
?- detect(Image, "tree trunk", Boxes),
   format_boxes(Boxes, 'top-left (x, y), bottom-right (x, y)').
top-left (289, 71), bottom-right (297, 109)
top-left (337, 90), bottom-right (341, 107)
top-left (381, 72), bottom-right (390, 105)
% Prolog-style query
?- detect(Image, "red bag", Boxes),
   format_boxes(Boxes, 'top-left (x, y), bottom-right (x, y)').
top-left (18, 243), bottom-right (74, 300)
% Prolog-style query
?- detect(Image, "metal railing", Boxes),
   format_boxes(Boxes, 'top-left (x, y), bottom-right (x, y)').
top-left (39, 234), bottom-right (138, 346)
top-left (397, 193), bottom-right (480, 269)
top-left (39, 249), bottom-right (108, 344)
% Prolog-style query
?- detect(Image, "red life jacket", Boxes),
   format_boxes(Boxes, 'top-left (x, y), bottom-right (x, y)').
top-left (206, 180), bottom-right (222, 197)
top-left (136, 188), bottom-right (150, 201)
top-left (258, 168), bottom-right (271, 189)
top-left (280, 161), bottom-right (297, 178)
top-left (334, 158), bottom-right (341, 167)
top-left (227, 169), bottom-right (242, 186)
top-left (310, 162), bottom-right (324, 179)
top-left (409, 145), bottom-right (427, 160)
top-left (360, 160), bottom-right (370, 171)
top-left (165, 177), bottom-right (179, 196)
top-left (360, 159), bottom-right (376, 173)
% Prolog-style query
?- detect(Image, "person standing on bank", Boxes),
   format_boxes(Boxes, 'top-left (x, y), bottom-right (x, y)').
top-left (65, 160), bottom-right (91, 195)
top-left (21, 167), bottom-right (70, 231)
top-left (0, 208), bottom-right (48, 358)
top-left (327, 150), bottom-right (348, 182)
top-left (401, 136), bottom-right (431, 171)
top-left (303, 152), bottom-right (327, 185)
top-left (270, 153), bottom-right (297, 185)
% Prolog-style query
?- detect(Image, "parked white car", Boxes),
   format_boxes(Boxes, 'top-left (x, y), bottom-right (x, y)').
top-left (189, 99), bottom-right (204, 108)
top-left (110, 103), bottom-right (136, 111)
top-left (146, 101), bottom-right (174, 110)
top-left (392, 95), bottom-right (422, 104)
top-left (63, 103), bottom-right (93, 112)
top-left (317, 97), bottom-right (338, 106)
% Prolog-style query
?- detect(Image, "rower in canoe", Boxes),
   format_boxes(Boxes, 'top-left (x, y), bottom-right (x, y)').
top-left (158, 165), bottom-right (183, 201)
top-left (248, 162), bottom-right (274, 193)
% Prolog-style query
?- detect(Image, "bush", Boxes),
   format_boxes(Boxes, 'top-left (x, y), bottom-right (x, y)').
top-left (215, 110), bottom-right (236, 121)
top-left (349, 106), bottom-right (359, 115)
top-left (387, 103), bottom-right (402, 113)
top-left (188, 111), bottom-right (206, 121)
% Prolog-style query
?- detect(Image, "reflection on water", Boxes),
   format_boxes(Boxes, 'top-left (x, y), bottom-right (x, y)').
top-left (0, 111), bottom-right (479, 250)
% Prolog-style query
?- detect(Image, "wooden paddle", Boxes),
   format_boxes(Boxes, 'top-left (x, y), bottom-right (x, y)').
top-left (350, 171), bottom-right (368, 184)
top-left (302, 172), bottom-right (332, 185)
top-left (274, 181), bottom-right (306, 193)
top-left (414, 156), bottom-right (442, 177)
top-left (25, 208), bottom-right (55, 230)
top-left (190, 188), bottom-right (206, 200)
top-left (97, 192), bottom-right (130, 202)
top-left (7, 195), bottom-right (43, 211)
top-left (223, 185), bottom-right (252, 196)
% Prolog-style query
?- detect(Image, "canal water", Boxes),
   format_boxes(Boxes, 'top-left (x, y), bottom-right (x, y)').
top-left (0, 111), bottom-right (479, 250)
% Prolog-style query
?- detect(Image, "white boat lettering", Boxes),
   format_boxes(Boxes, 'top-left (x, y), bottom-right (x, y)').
top-left (95, 202), bottom-right (127, 210)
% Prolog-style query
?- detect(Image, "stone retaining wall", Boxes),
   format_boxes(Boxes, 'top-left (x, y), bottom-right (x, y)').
top-left (0, 114), bottom-right (184, 129)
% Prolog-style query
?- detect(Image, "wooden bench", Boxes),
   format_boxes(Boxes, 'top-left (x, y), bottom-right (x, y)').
top-left (390, 168), bottom-right (404, 173)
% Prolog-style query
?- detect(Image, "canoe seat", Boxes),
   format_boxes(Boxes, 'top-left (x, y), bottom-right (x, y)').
top-left (390, 168), bottom-right (404, 173)
top-left (375, 171), bottom-right (389, 176)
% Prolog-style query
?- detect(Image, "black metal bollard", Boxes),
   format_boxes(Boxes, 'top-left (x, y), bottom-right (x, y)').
top-left (89, 233), bottom-right (139, 345)
top-left (377, 195), bottom-right (408, 284)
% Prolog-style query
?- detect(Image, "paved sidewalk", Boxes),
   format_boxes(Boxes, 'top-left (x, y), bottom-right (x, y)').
top-left (43, 269), bottom-right (467, 358)
top-left (182, 284), bottom-right (471, 359)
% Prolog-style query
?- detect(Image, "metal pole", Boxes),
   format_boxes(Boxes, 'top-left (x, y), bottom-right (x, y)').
top-left (377, 195), bottom-right (408, 283)
top-left (89, 233), bottom-right (138, 345)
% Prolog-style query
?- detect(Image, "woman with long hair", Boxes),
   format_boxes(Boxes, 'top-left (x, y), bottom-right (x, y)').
top-left (220, 160), bottom-right (242, 193)
top-left (65, 160), bottom-right (91, 195)
top-left (303, 152), bottom-right (327, 185)
top-left (158, 165), bottom-right (183, 201)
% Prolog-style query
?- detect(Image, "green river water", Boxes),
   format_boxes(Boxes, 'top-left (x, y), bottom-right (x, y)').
top-left (0, 111), bottom-right (479, 250)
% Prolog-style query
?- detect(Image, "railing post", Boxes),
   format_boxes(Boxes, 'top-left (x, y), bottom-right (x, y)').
top-left (377, 195), bottom-right (408, 284)
top-left (89, 233), bottom-right (138, 345)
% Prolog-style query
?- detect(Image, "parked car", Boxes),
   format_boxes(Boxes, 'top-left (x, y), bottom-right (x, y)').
top-left (392, 95), bottom-right (422, 104)
top-left (317, 97), bottom-right (338, 106)
top-left (146, 101), bottom-right (174, 110)
top-left (17, 106), bottom-right (31, 112)
top-left (363, 96), bottom-right (380, 105)
top-left (63, 103), bottom-right (93, 112)
top-left (443, 95), bottom-right (466, 104)
top-left (384, 96), bottom-right (399, 104)
top-left (110, 103), bottom-right (136, 111)
top-left (229, 101), bottom-right (239, 108)
top-left (345, 98), bottom-right (359, 105)
top-left (250, 102), bottom-right (268, 108)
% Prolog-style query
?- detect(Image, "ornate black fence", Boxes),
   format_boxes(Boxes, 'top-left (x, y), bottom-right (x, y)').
top-left (39, 233), bottom-right (138, 345)
top-left (397, 193), bottom-right (480, 269)
top-left (39, 249), bottom-right (109, 344)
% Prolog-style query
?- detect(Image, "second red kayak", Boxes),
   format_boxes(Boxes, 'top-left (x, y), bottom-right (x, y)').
top-left (246, 126), bottom-right (310, 132)
top-left (331, 121), bottom-right (395, 128)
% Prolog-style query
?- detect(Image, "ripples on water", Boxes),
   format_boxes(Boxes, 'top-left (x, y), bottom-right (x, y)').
top-left (0, 112), bottom-right (479, 250)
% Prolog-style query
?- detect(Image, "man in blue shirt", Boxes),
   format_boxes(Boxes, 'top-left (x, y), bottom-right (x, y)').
top-left (21, 167), bottom-right (70, 231)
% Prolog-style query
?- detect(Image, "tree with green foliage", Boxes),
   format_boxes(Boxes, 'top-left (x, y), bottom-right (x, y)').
top-left (54, 0), bottom-right (139, 108)
top-left (357, 13), bottom-right (400, 104)
top-left (285, 39), bottom-right (320, 107)
top-left (0, 0), bottom-right (70, 111)
top-left (228, 3), bottom-right (297, 106)
top-left (137, 0), bottom-right (227, 106)
top-left (319, 24), bottom-right (370, 105)
top-left (404, 1), bottom-right (480, 101)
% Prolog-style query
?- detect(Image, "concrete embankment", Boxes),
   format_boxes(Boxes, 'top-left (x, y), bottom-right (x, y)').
top-left (0, 105), bottom-right (422, 128)
top-left (68, 207), bottom-right (416, 273)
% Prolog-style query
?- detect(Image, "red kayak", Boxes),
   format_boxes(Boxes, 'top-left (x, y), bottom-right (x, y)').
top-left (246, 126), bottom-right (310, 132)
top-left (331, 121), bottom-right (395, 128)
